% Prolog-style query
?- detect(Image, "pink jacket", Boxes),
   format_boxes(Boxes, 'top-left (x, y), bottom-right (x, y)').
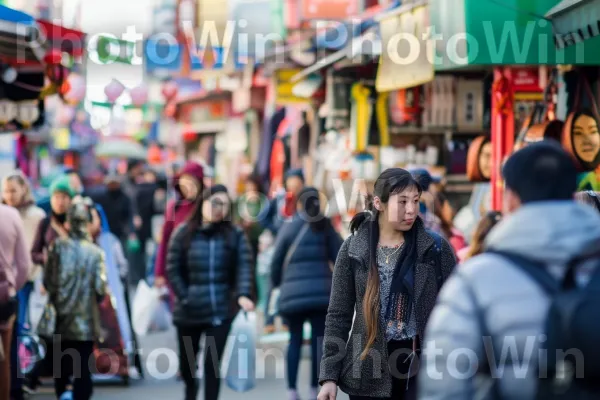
top-left (0, 204), bottom-right (30, 331)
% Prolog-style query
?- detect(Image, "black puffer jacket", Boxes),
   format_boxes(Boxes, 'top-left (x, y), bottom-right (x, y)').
top-left (166, 222), bottom-right (253, 326)
top-left (271, 215), bottom-right (343, 316)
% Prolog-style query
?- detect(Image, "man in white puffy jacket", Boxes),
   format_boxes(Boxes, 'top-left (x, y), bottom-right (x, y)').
top-left (418, 141), bottom-right (600, 399)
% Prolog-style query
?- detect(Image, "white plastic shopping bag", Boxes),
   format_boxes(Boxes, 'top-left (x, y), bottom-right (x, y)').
top-left (226, 311), bottom-right (257, 392)
top-left (132, 280), bottom-right (170, 336)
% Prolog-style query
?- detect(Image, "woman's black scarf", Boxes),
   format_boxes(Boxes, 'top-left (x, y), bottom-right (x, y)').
top-left (384, 218), bottom-right (422, 323)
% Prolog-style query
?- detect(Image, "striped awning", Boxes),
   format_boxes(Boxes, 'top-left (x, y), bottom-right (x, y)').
top-left (546, 0), bottom-right (600, 48)
top-left (0, 5), bottom-right (46, 65)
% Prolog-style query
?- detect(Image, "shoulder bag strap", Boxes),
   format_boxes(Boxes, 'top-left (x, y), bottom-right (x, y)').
top-left (487, 250), bottom-right (559, 295)
top-left (282, 223), bottom-right (310, 273)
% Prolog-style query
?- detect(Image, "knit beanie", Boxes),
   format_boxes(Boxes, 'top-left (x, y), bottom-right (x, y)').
top-left (50, 175), bottom-right (75, 198)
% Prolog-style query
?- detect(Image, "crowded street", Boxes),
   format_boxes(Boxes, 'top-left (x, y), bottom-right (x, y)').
top-left (1, 0), bottom-right (600, 400)
top-left (33, 329), bottom-right (352, 400)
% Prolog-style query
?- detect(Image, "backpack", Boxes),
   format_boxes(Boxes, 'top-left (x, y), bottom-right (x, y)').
top-left (484, 251), bottom-right (600, 399)
top-left (427, 230), bottom-right (445, 290)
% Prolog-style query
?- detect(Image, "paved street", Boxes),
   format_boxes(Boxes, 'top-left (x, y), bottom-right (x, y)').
top-left (32, 325), bottom-right (350, 400)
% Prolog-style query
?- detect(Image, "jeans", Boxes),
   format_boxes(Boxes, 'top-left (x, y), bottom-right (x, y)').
top-left (53, 340), bottom-right (95, 400)
top-left (177, 321), bottom-right (232, 400)
top-left (16, 282), bottom-right (33, 330)
top-left (286, 311), bottom-right (326, 390)
top-left (348, 339), bottom-right (418, 400)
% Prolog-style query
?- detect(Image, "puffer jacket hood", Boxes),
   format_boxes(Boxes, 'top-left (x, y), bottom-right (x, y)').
top-left (174, 161), bottom-right (204, 197)
top-left (485, 201), bottom-right (600, 264)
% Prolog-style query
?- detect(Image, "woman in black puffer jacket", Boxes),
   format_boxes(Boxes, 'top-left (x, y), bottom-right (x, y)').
top-left (271, 187), bottom-right (343, 400)
top-left (167, 184), bottom-right (255, 400)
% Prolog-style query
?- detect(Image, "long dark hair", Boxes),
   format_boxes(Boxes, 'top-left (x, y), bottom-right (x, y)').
top-left (297, 186), bottom-right (329, 232)
top-left (464, 211), bottom-right (502, 260)
top-left (349, 168), bottom-right (422, 359)
top-left (182, 185), bottom-right (232, 250)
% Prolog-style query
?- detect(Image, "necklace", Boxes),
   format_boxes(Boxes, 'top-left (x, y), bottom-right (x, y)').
top-left (378, 243), bottom-right (404, 264)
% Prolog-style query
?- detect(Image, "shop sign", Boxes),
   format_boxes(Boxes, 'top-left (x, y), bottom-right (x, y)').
top-left (301, 0), bottom-right (359, 20)
top-left (512, 67), bottom-right (542, 92)
top-left (275, 69), bottom-right (313, 105)
top-left (179, 99), bottom-right (229, 133)
top-left (376, 4), bottom-right (434, 92)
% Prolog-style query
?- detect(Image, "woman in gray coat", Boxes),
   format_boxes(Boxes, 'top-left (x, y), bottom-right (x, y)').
top-left (317, 168), bottom-right (456, 400)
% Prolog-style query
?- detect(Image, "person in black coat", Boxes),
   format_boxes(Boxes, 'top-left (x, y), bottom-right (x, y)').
top-left (167, 184), bottom-right (255, 400)
top-left (270, 187), bottom-right (343, 400)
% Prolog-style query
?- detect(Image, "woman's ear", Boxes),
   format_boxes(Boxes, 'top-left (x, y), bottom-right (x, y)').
top-left (373, 196), bottom-right (383, 212)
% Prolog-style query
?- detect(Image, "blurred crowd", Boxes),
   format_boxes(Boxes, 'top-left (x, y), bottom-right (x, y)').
top-left (1, 141), bottom-right (600, 400)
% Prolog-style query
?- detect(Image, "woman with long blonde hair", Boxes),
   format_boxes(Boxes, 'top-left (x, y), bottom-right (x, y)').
top-left (318, 168), bottom-right (457, 400)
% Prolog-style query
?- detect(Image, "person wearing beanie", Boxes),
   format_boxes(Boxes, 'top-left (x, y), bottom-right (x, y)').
top-left (167, 184), bottom-right (254, 400)
top-left (420, 141), bottom-right (600, 400)
top-left (26, 175), bottom-right (75, 392)
top-left (410, 168), bottom-right (443, 235)
top-left (42, 197), bottom-right (106, 400)
top-left (30, 175), bottom-right (74, 267)
top-left (154, 161), bottom-right (204, 294)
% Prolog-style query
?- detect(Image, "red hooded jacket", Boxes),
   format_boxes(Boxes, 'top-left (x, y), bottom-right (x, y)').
top-left (154, 161), bottom-right (204, 279)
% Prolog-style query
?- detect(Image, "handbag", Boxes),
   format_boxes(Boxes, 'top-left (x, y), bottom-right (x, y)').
top-left (268, 223), bottom-right (310, 316)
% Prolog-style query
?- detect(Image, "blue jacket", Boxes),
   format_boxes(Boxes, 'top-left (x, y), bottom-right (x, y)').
top-left (271, 215), bottom-right (343, 316)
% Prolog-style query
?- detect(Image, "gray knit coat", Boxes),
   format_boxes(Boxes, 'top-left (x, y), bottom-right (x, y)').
top-left (319, 219), bottom-right (456, 398)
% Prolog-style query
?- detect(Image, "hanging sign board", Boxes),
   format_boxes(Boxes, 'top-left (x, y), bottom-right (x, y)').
top-left (376, 4), bottom-right (434, 92)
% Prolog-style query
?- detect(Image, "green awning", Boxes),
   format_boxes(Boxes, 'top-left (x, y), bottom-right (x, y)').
top-left (429, 0), bottom-right (600, 68)
top-left (545, 0), bottom-right (600, 48)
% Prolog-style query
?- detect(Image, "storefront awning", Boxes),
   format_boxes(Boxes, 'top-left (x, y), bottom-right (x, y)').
top-left (545, 0), bottom-right (600, 48)
top-left (290, 29), bottom-right (380, 83)
top-left (36, 19), bottom-right (86, 57)
top-left (0, 5), bottom-right (46, 65)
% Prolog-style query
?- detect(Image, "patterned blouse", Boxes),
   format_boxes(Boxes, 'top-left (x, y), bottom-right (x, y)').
top-left (377, 244), bottom-right (417, 341)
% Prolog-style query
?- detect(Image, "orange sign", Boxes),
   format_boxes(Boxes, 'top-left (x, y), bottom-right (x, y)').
top-left (302, 0), bottom-right (358, 20)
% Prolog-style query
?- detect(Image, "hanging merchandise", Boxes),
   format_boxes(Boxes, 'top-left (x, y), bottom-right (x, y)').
top-left (390, 87), bottom-right (421, 126)
top-left (514, 70), bottom-right (562, 151)
top-left (375, 92), bottom-right (390, 147)
top-left (562, 72), bottom-right (600, 172)
top-left (18, 101), bottom-right (40, 128)
top-left (466, 136), bottom-right (492, 182)
top-left (422, 76), bottom-right (456, 128)
top-left (0, 100), bottom-right (17, 124)
top-left (324, 70), bottom-right (350, 130)
top-left (350, 82), bottom-right (372, 152)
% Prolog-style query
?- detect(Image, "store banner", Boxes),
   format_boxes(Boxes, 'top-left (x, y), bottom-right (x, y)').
top-left (301, 0), bottom-right (359, 20)
top-left (376, 4), bottom-right (433, 92)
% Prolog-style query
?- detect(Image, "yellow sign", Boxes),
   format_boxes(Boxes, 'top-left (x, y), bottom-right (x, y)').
top-left (376, 5), bottom-right (434, 92)
top-left (275, 69), bottom-right (312, 105)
